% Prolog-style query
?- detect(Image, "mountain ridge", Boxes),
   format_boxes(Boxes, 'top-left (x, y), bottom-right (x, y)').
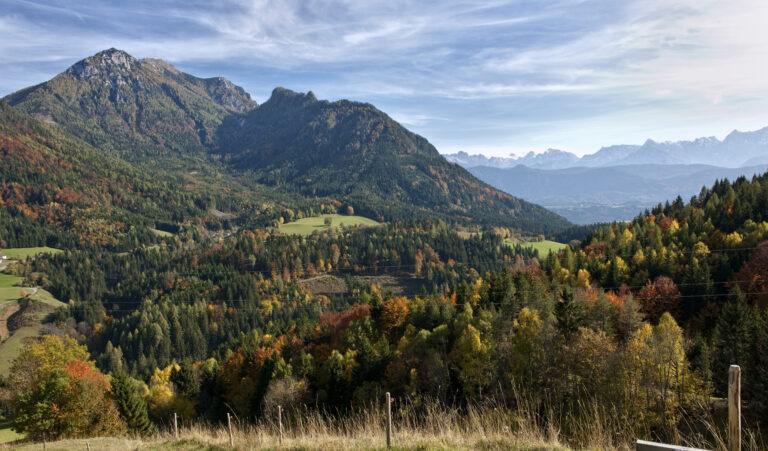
top-left (1, 49), bottom-right (571, 235)
top-left (217, 86), bottom-right (571, 232)
top-left (446, 126), bottom-right (768, 169)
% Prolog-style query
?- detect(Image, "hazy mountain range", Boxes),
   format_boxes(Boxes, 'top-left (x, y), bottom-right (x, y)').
top-left (444, 129), bottom-right (768, 224)
top-left (445, 128), bottom-right (768, 169)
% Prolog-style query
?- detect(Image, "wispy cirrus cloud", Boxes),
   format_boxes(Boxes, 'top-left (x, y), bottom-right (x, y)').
top-left (1, 0), bottom-right (767, 156)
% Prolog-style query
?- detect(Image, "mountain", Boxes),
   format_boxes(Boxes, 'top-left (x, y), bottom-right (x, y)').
top-left (217, 87), bottom-right (571, 232)
top-left (4, 48), bottom-right (256, 165)
top-left (2, 49), bottom-right (570, 235)
top-left (445, 127), bottom-right (768, 170)
top-left (445, 149), bottom-right (579, 169)
top-left (468, 163), bottom-right (768, 224)
top-left (0, 100), bottom-right (212, 247)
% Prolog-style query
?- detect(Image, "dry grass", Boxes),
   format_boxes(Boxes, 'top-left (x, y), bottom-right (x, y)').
top-left (3, 399), bottom-right (764, 450)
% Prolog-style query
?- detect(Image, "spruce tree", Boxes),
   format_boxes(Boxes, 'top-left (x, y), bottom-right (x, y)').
top-left (711, 287), bottom-right (753, 396)
top-left (749, 309), bottom-right (768, 423)
top-left (111, 371), bottom-right (155, 434)
top-left (555, 288), bottom-right (585, 341)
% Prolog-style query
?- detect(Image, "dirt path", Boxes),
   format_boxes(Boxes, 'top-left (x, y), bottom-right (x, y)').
top-left (0, 302), bottom-right (20, 342)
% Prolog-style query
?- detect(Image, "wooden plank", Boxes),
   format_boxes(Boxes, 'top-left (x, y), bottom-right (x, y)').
top-left (635, 440), bottom-right (708, 451)
top-left (728, 365), bottom-right (741, 451)
top-left (385, 392), bottom-right (392, 450)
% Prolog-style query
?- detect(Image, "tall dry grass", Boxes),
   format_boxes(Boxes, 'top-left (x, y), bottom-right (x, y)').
top-left (5, 396), bottom-right (765, 450)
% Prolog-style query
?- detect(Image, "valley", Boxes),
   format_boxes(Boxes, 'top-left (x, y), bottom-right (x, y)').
top-left (0, 48), bottom-right (766, 450)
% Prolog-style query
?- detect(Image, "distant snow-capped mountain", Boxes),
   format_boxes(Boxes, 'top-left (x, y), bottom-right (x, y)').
top-left (445, 127), bottom-right (768, 169)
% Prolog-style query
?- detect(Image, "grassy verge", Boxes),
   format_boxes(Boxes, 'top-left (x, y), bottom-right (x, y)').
top-left (4, 399), bottom-right (753, 450)
top-left (279, 214), bottom-right (380, 236)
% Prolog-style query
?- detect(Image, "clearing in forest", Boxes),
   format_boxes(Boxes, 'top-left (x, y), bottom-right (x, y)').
top-left (279, 214), bottom-right (380, 236)
top-left (505, 239), bottom-right (567, 256)
top-left (0, 247), bottom-right (62, 260)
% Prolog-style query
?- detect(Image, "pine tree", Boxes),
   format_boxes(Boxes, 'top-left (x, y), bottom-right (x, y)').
top-left (111, 371), bottom-right (156, 434)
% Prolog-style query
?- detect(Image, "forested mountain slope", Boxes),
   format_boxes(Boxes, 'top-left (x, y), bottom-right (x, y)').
top-left (217, 87), bottom-right (570, 232)
top-left (0, 101), bottom-right (208, 247)
top-left (3, 49), bottom-right (570, 235)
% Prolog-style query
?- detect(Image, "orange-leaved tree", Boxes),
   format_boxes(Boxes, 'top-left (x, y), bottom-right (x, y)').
top-left (9, 335), bottom-right (126, 439)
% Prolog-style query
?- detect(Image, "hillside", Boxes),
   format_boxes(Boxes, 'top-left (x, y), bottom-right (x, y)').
top-left (5, 171), bottom-right (766, 449)
top-left (4, 48), bottom-right (256, 166)
top-left (217, 87), bottom-right (570, 233)
top-left (0, 101), bottom-right (204, 247)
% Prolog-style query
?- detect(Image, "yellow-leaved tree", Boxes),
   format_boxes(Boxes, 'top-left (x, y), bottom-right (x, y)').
top-left (449, 324), bottom-right (491, 396)
top-left (144, 364), bottom-right (195, 422)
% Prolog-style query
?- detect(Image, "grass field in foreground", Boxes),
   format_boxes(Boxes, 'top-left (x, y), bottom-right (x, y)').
top-left (0, 247), bottom-right (62, 260)
top-left (4, 418), bottom-right (570, 450)
top-left (0, 422), bottom-right (24, 445)
top-left (279, 214), bottom-right (380, 236)
top-left (506, 239), bottom-right (567, 256)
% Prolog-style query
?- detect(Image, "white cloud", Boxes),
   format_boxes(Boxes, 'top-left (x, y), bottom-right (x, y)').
top-left (2, 0), bottom-right (768, 157)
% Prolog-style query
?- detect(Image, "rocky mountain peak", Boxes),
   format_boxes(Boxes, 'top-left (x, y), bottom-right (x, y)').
top-left (266, 87), bottom-right (318, 108)
top-left (66, 48), bottom-right (137, 80)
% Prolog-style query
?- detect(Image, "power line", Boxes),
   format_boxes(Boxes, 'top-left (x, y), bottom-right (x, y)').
top-left (55, 289), bottom-right (768, 313)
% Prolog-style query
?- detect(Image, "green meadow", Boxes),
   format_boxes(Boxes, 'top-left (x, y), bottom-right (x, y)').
top-left (0, 247), bottom-right (62, 260)
top-left (279, 214), bottom-right (380, 236)
top-left (506, 239), bottom-right (567, 256)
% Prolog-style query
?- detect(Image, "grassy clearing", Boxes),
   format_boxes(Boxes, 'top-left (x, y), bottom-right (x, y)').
top-left (279, 214), bottom-right (380, 236)
top-left (0, 247), bottom-right (61, 260)
top-left (0, 274), bottom-right (21, 288)
top-left (149, 227), bottom-right (174, 237)
top-left (27, 288), bottom-right (65, 308)
top-left (0, 288), bottom-right (22, 303)
top-left (506, 239), bottom-right (567, 256)
top-left (0, 323), bottom-right (41, 373)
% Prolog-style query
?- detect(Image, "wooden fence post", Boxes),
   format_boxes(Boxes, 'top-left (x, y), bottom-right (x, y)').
top-left (174, 412), bottom-right (178, 440)
top-left (43, 432), bottom-right (46, 450)
top-left (278, 405), bottom-right (283, 446)
top-left (227, 412), bottom-right (233, 448)
top-left (729, 365), bottom-right (741, 451)
top-left (386, 392), bottom-right (392, 450)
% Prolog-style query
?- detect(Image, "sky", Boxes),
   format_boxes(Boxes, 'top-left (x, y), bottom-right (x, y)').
top-left (1, 0), bottom-right (768, 157)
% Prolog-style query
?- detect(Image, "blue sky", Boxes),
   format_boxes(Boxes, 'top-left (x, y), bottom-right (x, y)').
top-left (2, 0), bottom-right (768, 157)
